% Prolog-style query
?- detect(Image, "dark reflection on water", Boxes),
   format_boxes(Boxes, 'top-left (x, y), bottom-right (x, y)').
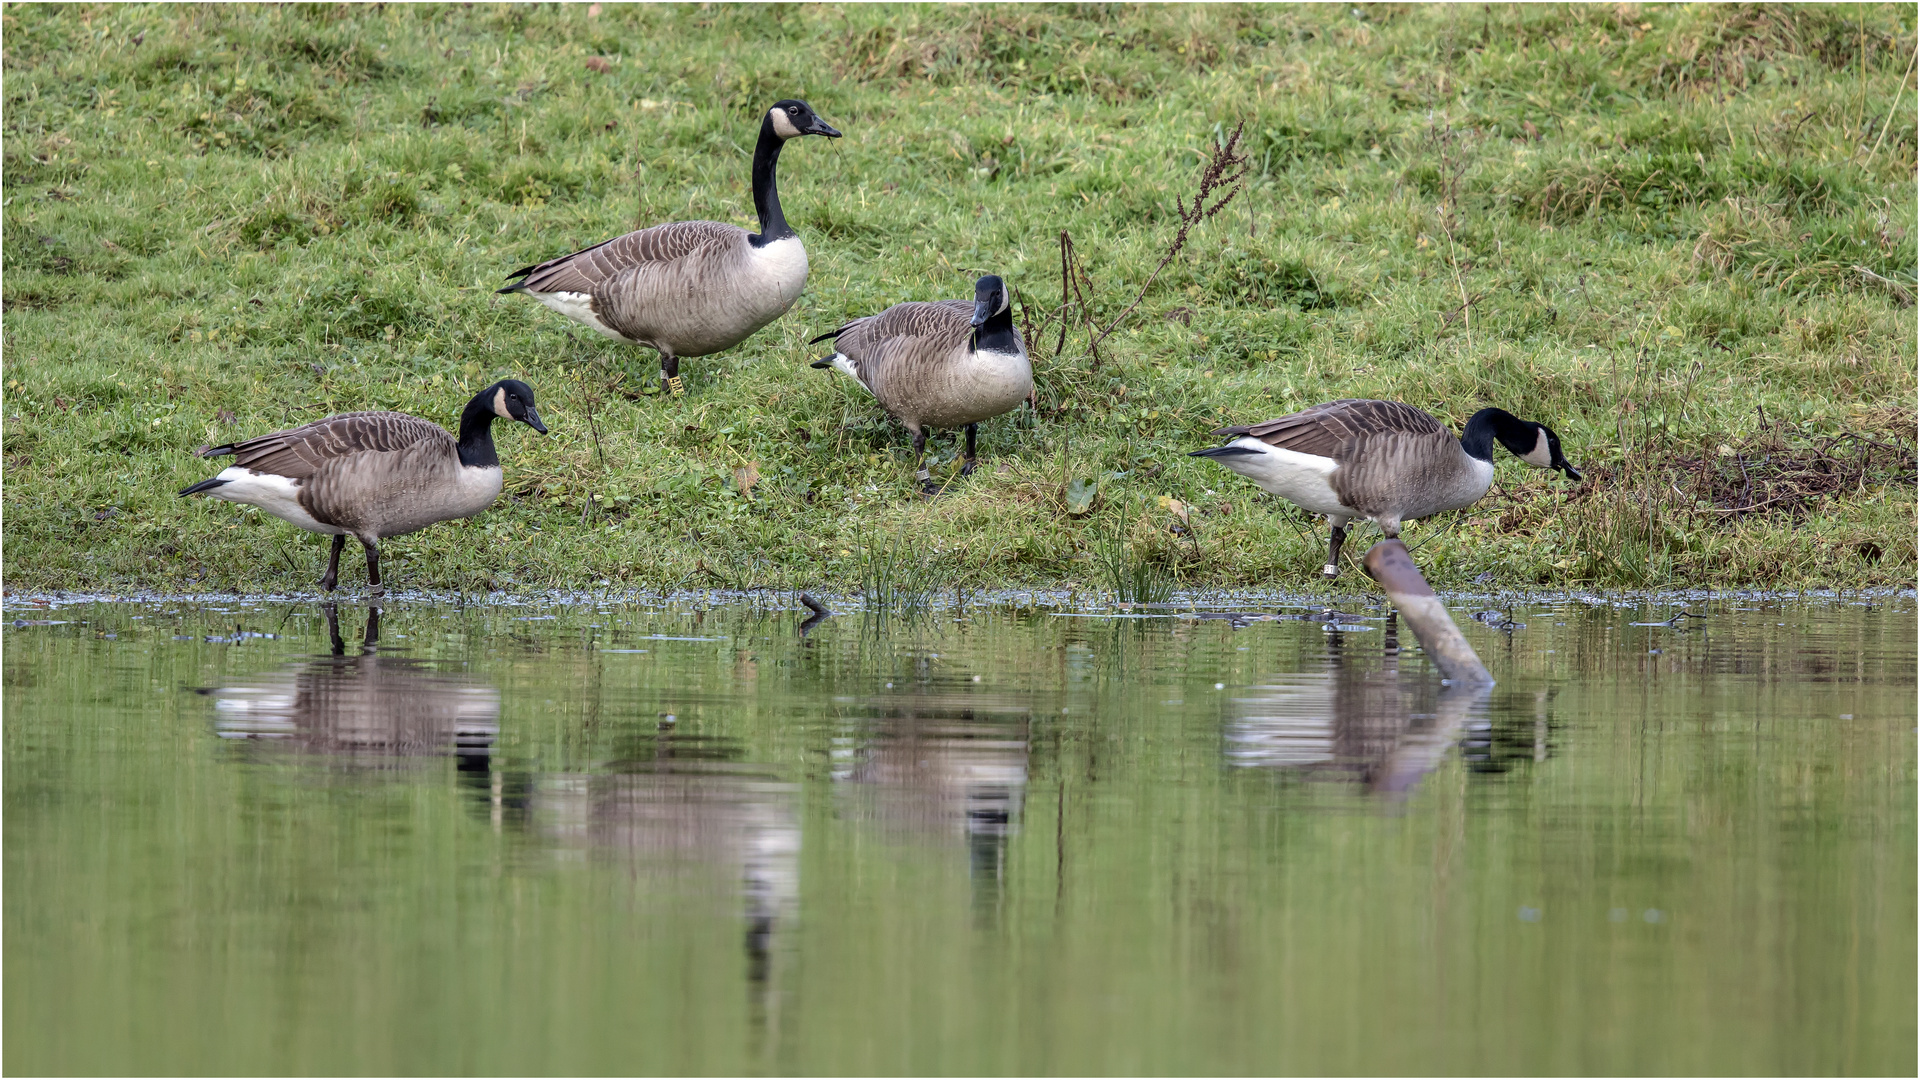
top-left (1228, 620), bottom-right (1559, 793)
top-left (3, 594), bottom-right (1914, 1075)
top-left (205, 605), bottom-right (500, 769)
top-left (831, 689), bottom-right (1031, 926)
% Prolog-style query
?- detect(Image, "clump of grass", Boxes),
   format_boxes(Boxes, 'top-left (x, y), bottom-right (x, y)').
top-left (1093, 523), bottom-right (1175, 607)
top-left (857, 531), bottom-right (943, 617)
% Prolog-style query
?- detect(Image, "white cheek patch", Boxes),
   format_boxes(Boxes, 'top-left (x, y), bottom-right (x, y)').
top-left (493, 387), bottom-right (511, 419)
top-left (996, 292), bottom-right (1011, 317)
top-left (1520, 427), bottom-right (1553, 468)
top-left (769, 108), bottom-right (802, 139)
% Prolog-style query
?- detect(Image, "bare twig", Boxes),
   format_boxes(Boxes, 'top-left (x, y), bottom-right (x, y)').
top-left (1082, 121), bottom-right (1248, 359)
top-left (1055, 230), bottom-right (1102, 367)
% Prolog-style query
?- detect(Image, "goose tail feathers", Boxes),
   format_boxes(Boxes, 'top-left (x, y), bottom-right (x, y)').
top-left (178, 477), bottom-right (230, 497)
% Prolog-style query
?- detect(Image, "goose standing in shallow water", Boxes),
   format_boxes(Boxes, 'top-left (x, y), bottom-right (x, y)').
top-left (1190, 399), bottom-right (1580, 578)
top-left (498, 99), bottom-right (840, 397)
top-left (179, 380), bottom-right (547, 593)
top-left (810, 275), bottom-right (1031, 493)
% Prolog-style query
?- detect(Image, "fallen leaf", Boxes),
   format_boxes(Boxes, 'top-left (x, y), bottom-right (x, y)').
top-left (1065, 478), bottom-right (1098, 516)
top-left (584, 56), bottom-right (610, 74)
top-left (733, 461), bottom-right (760, 496)
top-left (1157, 494), bottom-right (1191, 523)
top-left (587, 2), bottom-right (602, 15)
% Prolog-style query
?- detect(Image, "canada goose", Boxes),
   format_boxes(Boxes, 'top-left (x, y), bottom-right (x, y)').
top-left (1190, 399), bottom-right (1580, 578)
top-left (809, 275), bottom-right (1031, 491)
top-left (178, 380), bottom-right (547, 592)
top-left (498, 99), bottom-right (841, 397)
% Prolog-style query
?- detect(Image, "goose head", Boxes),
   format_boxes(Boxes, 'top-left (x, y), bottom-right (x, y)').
top-left (484, 379), bottom-right (549, 435)
top-left (1497, 417), bottom-right (1579, 480)
top-left (766, 100), bottom-right (841, 141)
top-left (971, 275), bottom-right (1010, 329)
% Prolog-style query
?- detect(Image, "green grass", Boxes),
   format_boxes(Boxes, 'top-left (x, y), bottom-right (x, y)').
top-left (3, 3), bottom-right (1914, 596)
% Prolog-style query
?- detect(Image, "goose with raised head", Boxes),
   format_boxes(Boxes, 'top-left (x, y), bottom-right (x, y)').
top-left (498, 99), bottom-right (841, 397)
top-left (809, 274), bottom-right (1031, 492)
top-left (178, 380), bottom-right (548, 593)
top-left (1190, 399), bottom-right (1580, 577)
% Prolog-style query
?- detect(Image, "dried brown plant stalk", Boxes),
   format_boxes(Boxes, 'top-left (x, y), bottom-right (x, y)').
top-left (1053, 229), bottom-right (1102, 366)
top-left (1081, 120), bottom-right (1249, 360)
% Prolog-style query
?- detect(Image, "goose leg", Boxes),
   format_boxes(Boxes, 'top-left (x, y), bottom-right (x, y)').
top-left (1325, 522), bottom-right (1348, 579)
top-left (960, 423), bottom-right (979, 476)
top-left (322, 601), bottom-right (345, 654)
top-left (319, 534), bottom-right (346, 592)
top-left (912, 429), bottom-right (940, 497)
top-left (361, 537), bottom-right (383, 595)
top-left (661, 352), bottom-right (686, 398)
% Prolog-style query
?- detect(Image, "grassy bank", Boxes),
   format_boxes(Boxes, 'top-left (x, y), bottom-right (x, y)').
top-left (3, 3), bottom-right (1914, 597)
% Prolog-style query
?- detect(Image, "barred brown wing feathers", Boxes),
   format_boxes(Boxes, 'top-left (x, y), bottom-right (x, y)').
top-left (514, 221), bottom-right (743, 294)
top-left (223, 412), bottom-right (452, 480)
top-left (1216, 400), bottom-right (1447, 458)
top-left (839, 301), bottom-right (970, 354)
top-left (298, 437), bottom-right (466, 534)
top-left (836, 301), bottom-right (972, 385)
top-left (1329, 429), bottom-right (1462, 515)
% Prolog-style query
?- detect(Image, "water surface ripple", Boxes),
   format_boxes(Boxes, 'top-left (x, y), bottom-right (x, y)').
top-left (5, 595), bottom-right (1913, 1074)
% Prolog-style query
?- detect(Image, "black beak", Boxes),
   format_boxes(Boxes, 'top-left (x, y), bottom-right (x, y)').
top-left (972, 299), bottom-right (992, 328)
top-left (1556, 459), bottom-right (1581, 481)
top-left (809, 356), bottom-right (834, 369)
top-left (523, 407), bottom-right (548, 435)
top-left (805, 117), bottom-right (841, 138)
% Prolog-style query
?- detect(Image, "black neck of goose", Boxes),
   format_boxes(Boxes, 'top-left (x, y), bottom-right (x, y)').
top-left (1459, 407), bottom-right (1524, 463)
top-left (749, 120), bottom-right (792, 247)
top-left (456, 394), bottom-right (501, 469)
top-left (973, 304), bottom-right (1020, 354)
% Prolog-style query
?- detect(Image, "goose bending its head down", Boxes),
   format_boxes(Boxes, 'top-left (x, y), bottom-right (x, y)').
top-left (809, 275), bottom-right (1031, 493)
top-left (1190, 399), bottom-right (1580, 578)
top-left (498, 99), bottom-right (841, 398)
top-left (179, 380), bottom-right (548, 593)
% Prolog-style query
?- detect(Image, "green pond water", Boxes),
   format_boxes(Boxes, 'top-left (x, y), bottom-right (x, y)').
top-left (4, 593), bottom-right (1914, 1075)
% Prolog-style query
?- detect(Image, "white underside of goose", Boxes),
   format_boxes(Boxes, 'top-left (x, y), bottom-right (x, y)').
top-left (822, 352), bottom-right (867, 390)
top-left (524, 290), bottom-right (629, 343)
top-left (1209, 439), bottom-right (1352, 520)
top-left (204, 468), bottom-right (344, 535)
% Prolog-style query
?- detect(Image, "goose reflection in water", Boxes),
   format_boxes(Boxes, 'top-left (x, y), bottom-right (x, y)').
top-left (530, 737), bottom-right (800, 993)
top-left (1227, 621), bottom-right (1491, 795)
top-left (205, 604), bottom-right (498, 771)
top-left (832, 688), bottom-right (1030, 923)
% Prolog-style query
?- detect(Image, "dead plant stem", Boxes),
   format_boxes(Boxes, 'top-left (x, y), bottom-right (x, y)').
top-left (1082, 121), bottom-right (1247, 361)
